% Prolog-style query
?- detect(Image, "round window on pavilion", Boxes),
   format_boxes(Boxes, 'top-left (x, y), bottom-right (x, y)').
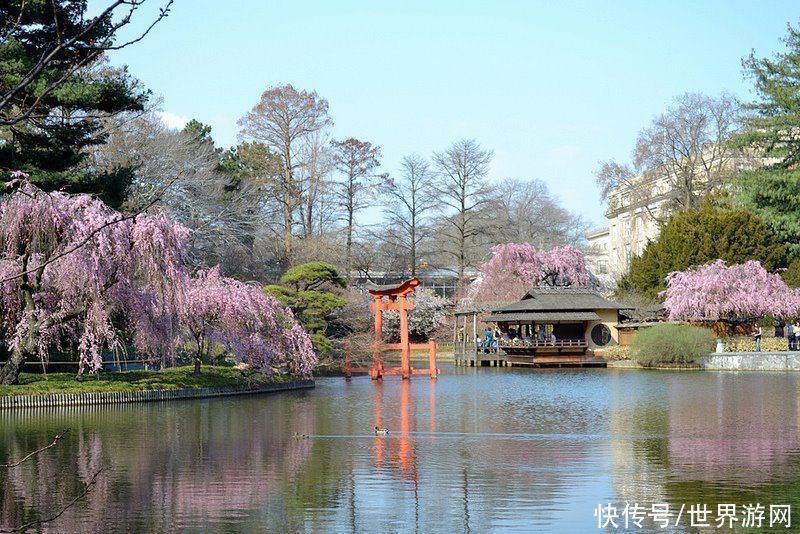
top-left (591, 324), bottom-right (612, 346)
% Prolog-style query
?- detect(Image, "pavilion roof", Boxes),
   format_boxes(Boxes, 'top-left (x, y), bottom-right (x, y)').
top-left (491, 287), bottom-right (626, 314)
top-left (484, 311), bottom-right (602, 322)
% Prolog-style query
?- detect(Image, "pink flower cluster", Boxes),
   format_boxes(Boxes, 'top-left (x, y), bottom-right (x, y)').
top-left (184, 268), bottom-right (316, 377)
top-left (663, 259), bottom-right (800, 321)
top-left (475, 243), bottom-right (591, 304)
top-left (0, 182), bottom-right (315, 377)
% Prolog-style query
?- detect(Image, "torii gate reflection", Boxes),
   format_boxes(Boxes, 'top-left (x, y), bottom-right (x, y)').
top-left (372, 378), bottom-right (437, 480)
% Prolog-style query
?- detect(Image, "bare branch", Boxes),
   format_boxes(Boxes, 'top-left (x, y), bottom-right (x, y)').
top-left (0, 469), bottom-right (104, 533)
top-left (0, 429), bottom-right (69, 469)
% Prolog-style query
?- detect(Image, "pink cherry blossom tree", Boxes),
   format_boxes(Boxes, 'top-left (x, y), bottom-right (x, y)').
top-left (0, 179), bottom-right (315, 384)
top-left (0, 181), bottom-right (187, 384)
top-left (473, 243), bottom-right (591, 305)
top-left (662, 259), bottom-right (800, 322)
top-left (184, 268), bottom-right (316, 377)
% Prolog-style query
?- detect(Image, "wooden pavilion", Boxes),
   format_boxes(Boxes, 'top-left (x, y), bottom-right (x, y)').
top-left (454, 288), bottom-right (625, 367)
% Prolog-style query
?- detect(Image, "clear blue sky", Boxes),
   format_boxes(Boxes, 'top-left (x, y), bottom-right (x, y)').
top-left (100, 0), bottom-right (800, 228)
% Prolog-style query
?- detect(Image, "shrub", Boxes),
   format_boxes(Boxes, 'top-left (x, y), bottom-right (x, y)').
top-left (265, 262), bottom-right (347, 357)
top-left (723, 336), bottom-right (787, 353)
top-left (599, 345), bottom-right (632, 361)
top-left (631, 324), bottom-right (715, 366)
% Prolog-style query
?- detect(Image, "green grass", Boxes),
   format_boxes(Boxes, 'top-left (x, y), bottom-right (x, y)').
top-left (0, 366), bottom-right (292, 397)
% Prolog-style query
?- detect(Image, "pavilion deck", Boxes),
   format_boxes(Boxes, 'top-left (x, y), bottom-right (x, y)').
top-left (453, 339), bottom-right (607, 368)
top-left (453, 343), bottom-right (508, 367)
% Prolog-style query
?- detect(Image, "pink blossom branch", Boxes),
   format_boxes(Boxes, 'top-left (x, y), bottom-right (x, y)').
top-left (0, 172), bottom-right (181, 286)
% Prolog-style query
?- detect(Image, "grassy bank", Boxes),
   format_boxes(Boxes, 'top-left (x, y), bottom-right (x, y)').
top-left (0, 366), bottom-right (290, 397)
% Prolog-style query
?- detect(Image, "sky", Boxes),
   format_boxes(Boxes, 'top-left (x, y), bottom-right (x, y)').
top-left (98, 0), bottom-right (800, 229)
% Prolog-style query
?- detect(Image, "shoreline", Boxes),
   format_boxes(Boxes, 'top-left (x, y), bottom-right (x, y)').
top-left (0, 379), bottom-right (315, 409)
top-left (609, 351), bottom-right (800, 372)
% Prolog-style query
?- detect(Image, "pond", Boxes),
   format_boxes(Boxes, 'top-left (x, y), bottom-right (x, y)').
top-left (2, 366), bottom-right (800, 532)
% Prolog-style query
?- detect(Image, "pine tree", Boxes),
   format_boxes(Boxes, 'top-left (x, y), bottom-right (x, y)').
top-left (735, 23), bottom-right (800, 256)
top-left (0, 1), bottom-right (155, 207)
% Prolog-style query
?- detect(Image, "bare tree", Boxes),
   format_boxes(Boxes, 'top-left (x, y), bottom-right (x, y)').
top-left (330, 137), bottom-right (382, 279)
top-left (486, 178), bottom-right (589, 247)
top-left (597, 92), bottom-right (743, 223)
top-left (350, 230), bottom-right (410, 283)
top-left (297, 131), bottom-right (334, 238)
top-left (237, 84), bottom-right (332, 262)
top-left (431, 139), bottom-right (493, 279)
top-left (88, 113), bottom-right (262, 276)
top-left (379, 154), bottom-right (436, 276)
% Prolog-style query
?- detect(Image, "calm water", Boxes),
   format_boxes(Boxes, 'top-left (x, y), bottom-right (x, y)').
top-left (2, 366), bottom-right (800, 532)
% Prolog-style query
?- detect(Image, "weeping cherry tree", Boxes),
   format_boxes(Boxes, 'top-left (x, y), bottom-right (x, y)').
top-left (662, 260), bottom-right (800, 322)
top-left (0, 177), bottom-right (316, 384)
top-left (472, 243), bottom-right (591, 305)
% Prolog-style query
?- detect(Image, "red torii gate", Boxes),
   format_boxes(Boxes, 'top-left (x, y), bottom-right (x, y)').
top-left (345, 278), bottom-right (439, 380)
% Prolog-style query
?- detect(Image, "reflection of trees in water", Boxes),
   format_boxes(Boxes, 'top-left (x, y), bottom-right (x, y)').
top-left (666, 374), bottom-right (800, 481)
top-left (658, 374), bottom-right (800, 507)
top-left (0, 396), bottom-right (324, 531)
top-left (612, 372), bottom-right (800, 509)
top-left (4, 372), bottom-right (738, 531)
top-left (610, 386), bottom-right (671, 506)
top-left (0, 426), bottom-right (107, 533)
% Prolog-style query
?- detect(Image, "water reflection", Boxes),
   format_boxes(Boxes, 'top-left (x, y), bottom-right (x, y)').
top-left (2, 369), bottom-right (800, 532)
top-left (667, 374), bottom-right (800, 479)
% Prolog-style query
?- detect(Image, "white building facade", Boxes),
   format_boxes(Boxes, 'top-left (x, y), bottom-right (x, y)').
top-left (586, 152), bottom-right (767, 280)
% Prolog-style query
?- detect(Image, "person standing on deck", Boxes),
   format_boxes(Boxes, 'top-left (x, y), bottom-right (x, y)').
top-left (754, 324), bottom-right (763, 352)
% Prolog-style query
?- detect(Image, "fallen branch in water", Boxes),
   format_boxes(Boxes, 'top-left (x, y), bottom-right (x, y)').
top-left (0, 468), bottom-right (103, 533)
top-left (0, 429), bottom-right (69, 468)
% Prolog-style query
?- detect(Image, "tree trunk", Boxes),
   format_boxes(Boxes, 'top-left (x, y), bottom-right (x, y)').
top-left (410, 224), bottom-right (416, 277)
top-left (284, 206), bottom-right (294, 264)
top-left (305, 174), bottom-right (317, 238)
top-left (0, 334), bottom-right (35, 385)
top-left (283, 158), bottom-right (295, 263)
top-left (458, 188), bottom-right (466, 280)
top-left (194, 357), bottom-right (201, 376)
top-left (345, 206), bottom-right (354, 282)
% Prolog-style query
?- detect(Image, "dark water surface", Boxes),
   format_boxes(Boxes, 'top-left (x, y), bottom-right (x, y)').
top-left (2, 367), bottom-right (800, 532)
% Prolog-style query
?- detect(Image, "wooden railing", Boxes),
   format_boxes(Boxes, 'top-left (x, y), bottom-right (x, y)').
top-left (500, 339), bottom-right (588, 349)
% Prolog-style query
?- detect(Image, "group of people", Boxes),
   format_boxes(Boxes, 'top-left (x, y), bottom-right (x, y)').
top-left (786, 321), bottom-right (800, 351)
top-left (751, 321), bottom-right (800, 352)
top-left (469, 324), bottom-right (557, 353)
